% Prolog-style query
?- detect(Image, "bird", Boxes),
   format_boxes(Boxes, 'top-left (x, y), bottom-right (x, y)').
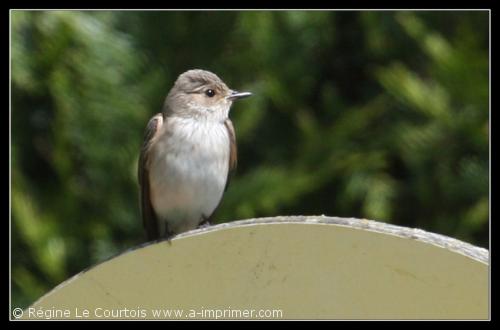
top-left (138, 69), bottom-right (252, 241)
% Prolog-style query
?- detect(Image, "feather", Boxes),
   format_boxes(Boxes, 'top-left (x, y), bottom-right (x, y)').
top-left (138, 113), bottom-right (163, 240)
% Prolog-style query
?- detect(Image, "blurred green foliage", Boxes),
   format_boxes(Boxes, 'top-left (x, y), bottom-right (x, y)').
top-left (11, 11), bottom-right (489, 308)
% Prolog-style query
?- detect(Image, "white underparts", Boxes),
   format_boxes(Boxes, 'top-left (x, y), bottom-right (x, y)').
top-left (148, 116), bottom-right (230, 235)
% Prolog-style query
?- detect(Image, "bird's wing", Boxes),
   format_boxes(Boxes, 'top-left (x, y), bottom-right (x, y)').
top-left (138, 113), bottom-right (163, 241)
top-left (224, 118), bottom-right (238, 191)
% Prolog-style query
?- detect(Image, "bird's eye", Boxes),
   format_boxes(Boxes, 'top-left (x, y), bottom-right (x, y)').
top-left (205, 89), bottom-right (216, 97)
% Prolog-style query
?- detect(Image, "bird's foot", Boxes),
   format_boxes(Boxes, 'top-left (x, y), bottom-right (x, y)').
top-left (163, 224), bottom-right (175, 245)
top-left (198, 215), bottom-right (211, 229)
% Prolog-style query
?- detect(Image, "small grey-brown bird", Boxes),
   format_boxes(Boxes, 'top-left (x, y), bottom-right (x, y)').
top-left (138, 69), bottom-right (252, 241)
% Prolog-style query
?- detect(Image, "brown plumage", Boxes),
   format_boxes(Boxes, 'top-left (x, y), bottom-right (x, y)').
top-left (138, 69), bottom-right (251, 241)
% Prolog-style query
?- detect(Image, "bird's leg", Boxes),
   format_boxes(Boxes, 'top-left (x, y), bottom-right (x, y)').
top-left (198, 214), bottom-right (211, 229)
top-left (164, 223), bottom-right (175, 245)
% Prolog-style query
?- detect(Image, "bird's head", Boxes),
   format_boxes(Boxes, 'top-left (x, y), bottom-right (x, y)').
top-left (164, 69), bottom-right (251, 121)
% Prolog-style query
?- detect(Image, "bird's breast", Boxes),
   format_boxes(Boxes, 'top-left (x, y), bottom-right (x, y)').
top-left (148, 117), bottom-right (231, 232)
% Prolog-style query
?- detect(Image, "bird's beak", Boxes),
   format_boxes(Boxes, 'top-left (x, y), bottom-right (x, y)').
top-left (226, 90), bottom-right (252, 101)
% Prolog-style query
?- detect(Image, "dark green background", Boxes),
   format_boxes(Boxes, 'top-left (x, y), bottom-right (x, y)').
top-left (11, 11), bottom-right (489, 309)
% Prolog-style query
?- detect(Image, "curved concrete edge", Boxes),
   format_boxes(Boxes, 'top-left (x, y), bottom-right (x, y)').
top-left (169, 216), bottom-right (489, 264)
top-left (28, 215), bottom-right (489, 309)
